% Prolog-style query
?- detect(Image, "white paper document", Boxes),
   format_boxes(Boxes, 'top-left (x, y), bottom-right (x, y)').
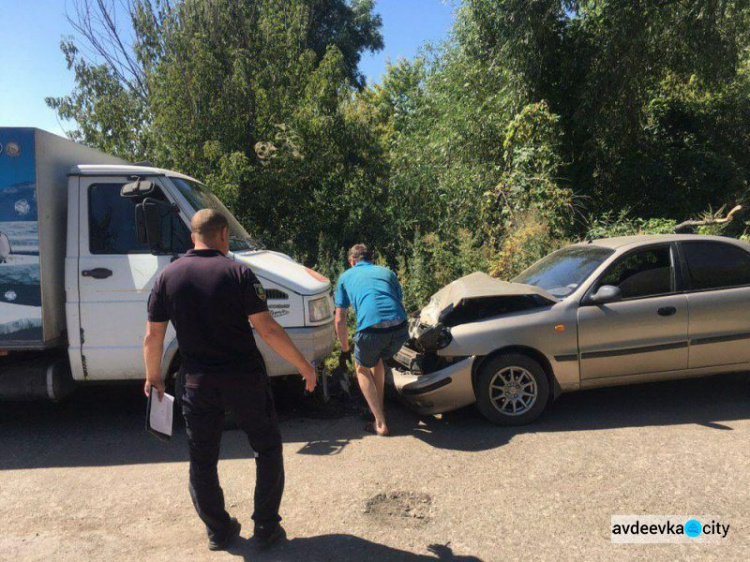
top-left (148, 388), bottom-right (174, 439)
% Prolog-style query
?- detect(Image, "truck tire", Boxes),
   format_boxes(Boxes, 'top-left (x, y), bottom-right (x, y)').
top-left (475, 353), bottom-right (549, 426)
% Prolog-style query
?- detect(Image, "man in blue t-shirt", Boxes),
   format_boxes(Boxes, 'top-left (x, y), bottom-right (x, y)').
top-left (334, 244), bottom-right (408, 436)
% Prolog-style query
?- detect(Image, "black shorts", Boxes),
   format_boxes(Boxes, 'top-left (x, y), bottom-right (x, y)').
top-left (353, 323), bottom-right (409, 368)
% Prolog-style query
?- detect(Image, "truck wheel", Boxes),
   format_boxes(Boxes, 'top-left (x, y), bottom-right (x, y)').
top-left (475, 353), bottom-right (549, 426)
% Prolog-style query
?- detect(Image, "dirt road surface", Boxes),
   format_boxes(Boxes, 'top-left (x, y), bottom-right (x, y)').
top-left (2, 373), bottom-right (750, 561)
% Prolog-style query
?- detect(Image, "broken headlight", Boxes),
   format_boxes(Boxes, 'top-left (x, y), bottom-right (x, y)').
top-left (411, 322), bottom-right (452, 353)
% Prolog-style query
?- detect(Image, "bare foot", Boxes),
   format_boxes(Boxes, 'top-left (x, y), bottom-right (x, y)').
top-left (376, 421), bottom-right (390, 436)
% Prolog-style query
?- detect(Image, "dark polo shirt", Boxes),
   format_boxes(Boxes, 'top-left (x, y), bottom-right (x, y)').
top-left (147, 248), bottom-right (269, 387)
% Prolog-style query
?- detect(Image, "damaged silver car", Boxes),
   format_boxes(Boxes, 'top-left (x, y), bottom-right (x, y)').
top-left (389, 235), bottom-right (750, 425)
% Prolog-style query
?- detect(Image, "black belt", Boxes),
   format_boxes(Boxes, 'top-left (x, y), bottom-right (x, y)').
top-left (360, 321), bottom-right (407, 334)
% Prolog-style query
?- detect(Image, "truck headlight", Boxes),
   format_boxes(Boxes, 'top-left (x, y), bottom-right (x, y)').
top-left (308, 296), bottom-right (331, 322)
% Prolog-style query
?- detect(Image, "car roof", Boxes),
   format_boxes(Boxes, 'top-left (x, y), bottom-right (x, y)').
top-left (69, 164), bottom-right (199, 183)
top-left (578, 234), bottom-right (750, 251)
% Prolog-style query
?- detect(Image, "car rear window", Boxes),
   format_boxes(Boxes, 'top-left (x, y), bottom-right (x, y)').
top-left (681, 241), bottom-right (750, 291)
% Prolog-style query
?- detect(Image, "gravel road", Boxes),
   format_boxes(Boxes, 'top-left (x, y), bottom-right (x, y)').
top-left (2, 372), bottom-right (750, 561)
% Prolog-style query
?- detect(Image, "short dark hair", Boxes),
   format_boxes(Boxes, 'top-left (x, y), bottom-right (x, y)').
top-left (191, 209), bottom-right (228, 238)
top-left (348, 243), bottom-right (371, 262)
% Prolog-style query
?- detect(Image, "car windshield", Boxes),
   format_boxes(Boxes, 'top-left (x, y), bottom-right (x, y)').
top-left (169, 177), bottom-right (262, 252)
top-left (512, 245), bottom-right (613, 298)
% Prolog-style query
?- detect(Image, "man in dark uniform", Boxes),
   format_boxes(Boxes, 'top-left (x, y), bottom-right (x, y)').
top-left (143, 209), bottom-right (316, 551)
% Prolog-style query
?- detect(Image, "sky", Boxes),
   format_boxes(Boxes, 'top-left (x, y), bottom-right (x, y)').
top-left (0, 0), bottom-right (455, 137)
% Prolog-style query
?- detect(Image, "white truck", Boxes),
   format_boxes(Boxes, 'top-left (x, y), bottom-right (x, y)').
top-left (0, 127), bottom-right (335, 400)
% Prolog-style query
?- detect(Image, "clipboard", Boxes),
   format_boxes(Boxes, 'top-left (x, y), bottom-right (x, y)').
top-left (146, 386), bottom-right (175, 441)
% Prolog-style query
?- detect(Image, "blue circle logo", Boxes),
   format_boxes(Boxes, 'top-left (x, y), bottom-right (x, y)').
top-left (685, 519), bottom-right (702, 538)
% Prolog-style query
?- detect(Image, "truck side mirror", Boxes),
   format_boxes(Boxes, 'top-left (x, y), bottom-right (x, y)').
top-left (135, 198), bottom-right (175, 254)
top-left (586, 285), bottom-right (622, 305)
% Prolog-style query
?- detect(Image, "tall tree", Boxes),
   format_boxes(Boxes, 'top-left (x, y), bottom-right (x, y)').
top-left (48, 0), bottom-right (385, 264)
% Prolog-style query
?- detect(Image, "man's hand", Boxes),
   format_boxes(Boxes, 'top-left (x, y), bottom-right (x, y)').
top-left (143, 321), bottom-right (168, 401)
top-left (144, 375), bottom-right (165, 401)
top-left (299, 361), bottom-right (317, 392)
top-left (339, 349), bottom-right (352, 369)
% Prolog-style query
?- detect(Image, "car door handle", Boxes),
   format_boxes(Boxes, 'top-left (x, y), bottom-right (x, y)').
top-left (82, 268), bottom-right (113, 279)
top-left (657, 306), bottom-right (677, 317)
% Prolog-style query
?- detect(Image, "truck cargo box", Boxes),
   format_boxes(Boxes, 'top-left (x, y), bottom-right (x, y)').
top-left (0, 128), bottom-right (126, 350)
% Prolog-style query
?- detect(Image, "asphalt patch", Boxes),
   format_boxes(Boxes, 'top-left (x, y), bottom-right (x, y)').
top-left (364, 491), bottom-right (433, 525)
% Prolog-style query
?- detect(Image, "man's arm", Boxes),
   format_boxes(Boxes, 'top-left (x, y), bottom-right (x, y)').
top-left (333, 276), bottom-right (350, 354)
top-left (250, 311), bottom-right (316, 392)
top-left (143, 321), bottom-right (168, 399)
top-left (335, 307), bottom-right (350, 353)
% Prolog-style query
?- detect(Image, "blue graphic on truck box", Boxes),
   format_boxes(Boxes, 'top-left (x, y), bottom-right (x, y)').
top-left (0, 129), bottom-right (42, 342)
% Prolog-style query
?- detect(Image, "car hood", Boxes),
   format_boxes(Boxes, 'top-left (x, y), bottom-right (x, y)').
top-left (231, 250), bottom-right (330, 296)
top-left (418, 271), bottom-right (558, 326)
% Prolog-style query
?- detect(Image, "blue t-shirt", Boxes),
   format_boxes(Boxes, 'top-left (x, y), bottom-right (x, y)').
top-left (334, 261), bottom-right (407, 332)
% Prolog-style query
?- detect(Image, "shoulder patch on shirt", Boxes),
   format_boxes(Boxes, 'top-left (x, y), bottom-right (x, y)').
top-left (254, 283), bottom-right (267, 301)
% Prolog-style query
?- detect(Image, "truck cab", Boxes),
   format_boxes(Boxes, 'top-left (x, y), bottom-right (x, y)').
top-left (67, 165), bottom-right (335, 384)
top-left (0, 128), bottom-right (334, 400)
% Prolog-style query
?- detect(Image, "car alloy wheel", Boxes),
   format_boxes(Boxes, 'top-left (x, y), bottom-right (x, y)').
top-left (489, 366), bottom-right (538, 416)
top-left (476, 353), bottom-right (549, 425)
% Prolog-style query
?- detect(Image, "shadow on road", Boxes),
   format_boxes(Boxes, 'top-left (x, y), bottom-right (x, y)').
top-left (227, 535), bottom-right (483, 561)
top-left (0, 380), bottom-right (371, 470)
top-left (405, 371), bottom-right (750, 451)
top-left (1, 372), bottom-right (748, 469)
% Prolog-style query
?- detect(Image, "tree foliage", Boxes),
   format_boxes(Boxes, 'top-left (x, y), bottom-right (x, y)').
top-left (49, 0), bottom-right (750, 310)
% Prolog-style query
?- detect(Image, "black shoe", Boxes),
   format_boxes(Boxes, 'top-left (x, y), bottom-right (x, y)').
top-left (208, 517), bottom-right (241, 551)
top-left (253, 524), bottom-right (286, 550)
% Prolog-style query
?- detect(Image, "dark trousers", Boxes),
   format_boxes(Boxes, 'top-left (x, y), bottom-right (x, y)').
top-left (181, 382), bottom-right (284, 539)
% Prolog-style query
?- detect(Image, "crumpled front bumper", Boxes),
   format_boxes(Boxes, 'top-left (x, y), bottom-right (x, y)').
top-left (389, 355), bottom-right (477, 415)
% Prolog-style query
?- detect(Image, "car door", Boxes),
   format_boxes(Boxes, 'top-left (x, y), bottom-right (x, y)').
top-left (77, 177), bottom-right (191, 380)
top-left (577, 244), bottom-right (689, 382)
top-left (678, 240), bottom-right (750, 369)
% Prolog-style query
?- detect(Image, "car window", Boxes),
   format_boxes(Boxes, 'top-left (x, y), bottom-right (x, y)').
top-left (596, 246), bottom-right (673, 299)
top-left (512, 246), bottom-right (613, 298)
top-left (682, 241), bottom-right (750, 291)
top-left (89, 183), bottom-right (191, 255)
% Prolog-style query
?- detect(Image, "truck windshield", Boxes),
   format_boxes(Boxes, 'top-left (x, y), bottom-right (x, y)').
top-left (512, 245), bottom-right (613, 298)
top-left (169, 177), bottom-right (262, 252)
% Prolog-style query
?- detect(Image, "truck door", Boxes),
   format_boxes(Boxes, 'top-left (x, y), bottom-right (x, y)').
top-left (76, 177), bottom-right (190, 380)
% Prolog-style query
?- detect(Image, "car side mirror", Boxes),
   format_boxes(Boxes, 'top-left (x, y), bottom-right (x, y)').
top-left (587, 285), bottom-right (622, 305)
top-left (135, 198), bottom-right (175, 254)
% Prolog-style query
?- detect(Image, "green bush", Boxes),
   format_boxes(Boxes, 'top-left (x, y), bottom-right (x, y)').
top-left (397, 229), bottom-right (493, 313)
top-left (491, 212), bottom-right (567, 280)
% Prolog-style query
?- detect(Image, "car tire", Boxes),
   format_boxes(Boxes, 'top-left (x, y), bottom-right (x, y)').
top-left (475, 353), bottom-right (550, 426)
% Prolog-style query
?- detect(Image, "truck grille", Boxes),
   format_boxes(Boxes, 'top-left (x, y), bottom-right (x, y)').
top-left (265, 289), bottom-right (289, 300)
